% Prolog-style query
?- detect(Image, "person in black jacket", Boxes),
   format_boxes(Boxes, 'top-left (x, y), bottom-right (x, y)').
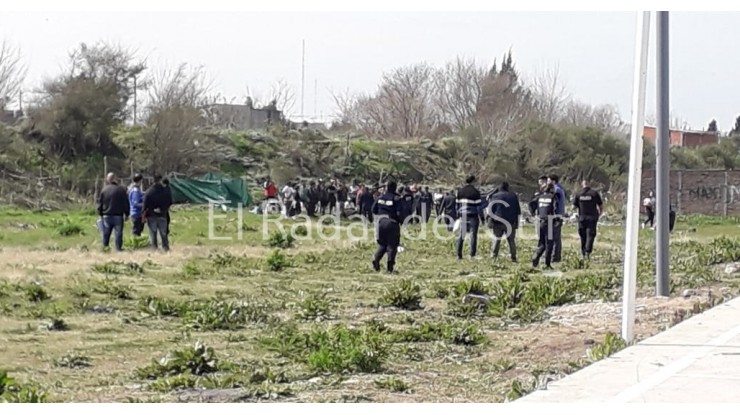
top-left (399, 186), bottom-right (415, 224)
top-left (487, 181), bottom-right (521, 262)
top-left (529, 182), bottom-right (559, 269)
top-left (418, 186), bottom-right (433, 223)
top-left (144, 174), bottom-right (173, 252)
top-left (456, 175), bottom-right (485, 260)
top-left (440, 190), bottom-right (457, 231)
top-left (97, 172), bottom-right (130, 251)
top-left (359, 185), bottom-right (376, 223)
top-left (573, 179), bottom-right (603, 260)
top-left (371, 181), bottom-right (408, 273)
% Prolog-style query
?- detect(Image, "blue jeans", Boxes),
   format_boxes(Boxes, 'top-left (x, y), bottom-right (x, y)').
top-left (456, 216), bottom-right (480, 259)
top-left (147, 216), bottom-right (170, 252)
top-left (102, 215), bottom-right (124, 251)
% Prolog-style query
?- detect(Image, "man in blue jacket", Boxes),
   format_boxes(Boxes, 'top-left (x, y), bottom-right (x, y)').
top-left (487, 182), bottom-right (521, 262)
top-left (548, 174), bottom-right (566, 263)
top-left (127, 173), bottom-right (145, 237)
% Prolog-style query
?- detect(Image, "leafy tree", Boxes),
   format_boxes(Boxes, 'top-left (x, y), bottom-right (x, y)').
top-left (24, 42), bottom-right (145, 161)
top-left (707, 119), bottom-right (718, 132)
top-left (730, 115), bottom-right (740, 136)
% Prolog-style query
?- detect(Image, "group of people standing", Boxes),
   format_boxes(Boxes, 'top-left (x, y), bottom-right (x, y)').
top-left (370, 174), bottom-right (605, 273)
top-left (97, 172), bottom-right (172, 252)
top-left (262, 176), bottom-right (436, 223)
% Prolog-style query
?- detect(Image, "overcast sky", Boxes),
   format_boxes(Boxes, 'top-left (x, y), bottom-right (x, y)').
top-left (1, 11), bottom-right (739, 131)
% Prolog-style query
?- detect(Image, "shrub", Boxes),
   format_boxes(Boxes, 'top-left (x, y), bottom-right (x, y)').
top-left (265, 250), bottom-right (290, 272)
top-left (295, 292), bottom-right (335, 322)
top-left (24, 283), bottom-right (50, 302)
top-left (266, 231), bottom-right (295, 249)
top-left (137, 341), bottom-right (219, 379)
top-left (379, 279), bottom-right (422, 310)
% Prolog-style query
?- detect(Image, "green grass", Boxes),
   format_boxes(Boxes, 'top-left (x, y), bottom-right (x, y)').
top-left (0, 206), bottom-right (738, 402)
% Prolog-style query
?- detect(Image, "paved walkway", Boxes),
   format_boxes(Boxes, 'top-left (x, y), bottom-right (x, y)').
top-left (517, 296), bottom-right (740, 403)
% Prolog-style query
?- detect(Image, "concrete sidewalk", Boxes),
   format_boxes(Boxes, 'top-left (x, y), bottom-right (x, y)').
top-left (517, 296), bottom-right (740, 403)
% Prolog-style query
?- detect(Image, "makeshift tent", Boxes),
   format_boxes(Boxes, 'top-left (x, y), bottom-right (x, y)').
top-left (168, 173), bottom-right (251, 208)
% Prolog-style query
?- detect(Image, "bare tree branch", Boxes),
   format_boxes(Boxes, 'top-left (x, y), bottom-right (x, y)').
top-left (144, 63), bottom-right (217, 174)
top-left (433, 57), bottom-right (484, 131)
top-left (530, 63), bottom-right (571, 123)
top-left (0, 39), bottom-right (27, 110)
top-left (268, 79), bottom-right (296, 116)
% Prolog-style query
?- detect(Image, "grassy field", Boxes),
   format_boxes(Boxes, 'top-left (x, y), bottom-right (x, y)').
top-left (0, 206), bottom-right (739, 403)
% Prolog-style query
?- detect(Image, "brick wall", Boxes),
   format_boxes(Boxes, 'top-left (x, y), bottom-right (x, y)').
top-left (642, 126), bottom-right (718, 147)
top-left (682, 132), bottom-right (719, 148)
top-left (641, 169), bottom-right (740, 216)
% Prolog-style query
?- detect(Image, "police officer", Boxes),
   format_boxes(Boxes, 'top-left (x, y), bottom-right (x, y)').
top-left (547, 174), bottom-right (566, 263)
top-left (418, 186), bottom-right (433, 223)
top-left (456, 175), bottom-right (484, 260)
top-left (359, 185), bottom-right (375, 223)
top-left (573, 179), bottom-right (603, 260)
top-left (529, 182), bottom-right (559, 269)
top-left (399, 186), bottom-right (415, 224)
top-left (371, 181), bottom-right (409, 273)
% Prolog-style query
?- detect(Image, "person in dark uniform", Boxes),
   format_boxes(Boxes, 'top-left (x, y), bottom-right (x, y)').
top-left (396, 186), bottom-right (414, 225)
top-left (318, 181), bottom-right (329, 215)
top-left (440, 190), bottom-right (457, 231)
top-left (360, 185), bottom-right (376, 223)
top-left (337, 183), bottom-right (348, 218)
top-left (487, 181), bottom-right (521, 262)
top-left (419, 186), bottom-right (433, 223)
top-left (456, 175), bottom-right (485, 260)
top-left (371, 181), bottom-right (408, 273)
top-left (547, 174), bottom-right (566, 263)
top-left (573, 179), bottom-right (603, 260)
top-left (306, 181), bottom-right (318, 217)
top-left (529, 182), bottom-right (559, 269)
top-left (326, 180), bottom-right (338, 215)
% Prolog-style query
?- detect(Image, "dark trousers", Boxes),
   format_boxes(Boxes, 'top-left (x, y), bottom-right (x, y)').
top-left (644, 207), bottom-right (654, 227)
top-left (147, 216), bottom-right (170, 252)
top-left (552, 218), bottom-right (563, 262)
top-left (373, 218), bottom-right (401, 271)
top-left (102, 215), bottom-right (124, 251)
top-left (578, 218), bottom-right (598, 257)
top-left (131, 216), bottom-right (145, 237)
top-left (422, 204), bottom-right (432, 223)
top-left (307, 201), bottom-right (317, 217)
top-left (491, 223), bottom-right (517, 261)
top-left (457, 216), bottom-right (480, 259)
top-left (533, 218), bottom-right (554, 267)
top-left (362, 208), bottom-right (373, 223)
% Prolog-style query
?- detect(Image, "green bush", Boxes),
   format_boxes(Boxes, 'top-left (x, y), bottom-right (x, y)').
top-left (266, 231), bottom-right (295, 249)
top-left (265, 249), bottom-right (290, 272)
top-left (379, 279), bottom-right (423, 310)
top-left (136, 341), bottom-right (220, 379)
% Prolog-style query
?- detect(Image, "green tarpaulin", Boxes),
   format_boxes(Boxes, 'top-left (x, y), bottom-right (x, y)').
top-left (169, 173), bottom-right (251, 208)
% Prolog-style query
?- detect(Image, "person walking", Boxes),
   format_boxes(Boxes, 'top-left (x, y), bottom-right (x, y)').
top-left (371, 181), bottom-right (410, 273)
top-left (529, 182), bottom-right (559, 269)
top-left (547, 174), bottom-right (566, 262)
top-left (573, 179), bottom-right (603, 260)
top-left (487, 182), bottom-right (521, 262)
top-left (455, 175), bottom-right (484, 260)
top-left (643, 191), bottom-right (656, 229)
